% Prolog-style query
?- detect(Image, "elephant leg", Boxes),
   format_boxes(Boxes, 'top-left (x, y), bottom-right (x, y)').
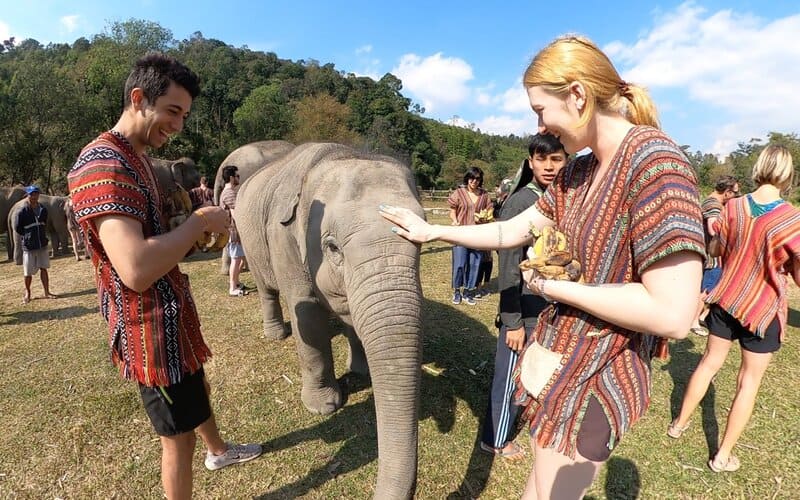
top-left (291, 298), bottom-right (341, 415)
top-left (344, 326), bottom-right (369, 376)
top-left (257, 286), bottom-right (289, 340)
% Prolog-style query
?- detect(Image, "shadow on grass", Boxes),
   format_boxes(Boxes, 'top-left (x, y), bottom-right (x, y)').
top-left (420, 245), bottom-right (453, 256)
top-left (662, 338), bottom-right (719, 456)
top-left (788, 307), bottom-right (800, 328)
top-left (596, 456), bottom-right (641, 500)
top-left (253, 297), bottom-right (499, 499)
top-left (0, 304), bottom-right (97, 325)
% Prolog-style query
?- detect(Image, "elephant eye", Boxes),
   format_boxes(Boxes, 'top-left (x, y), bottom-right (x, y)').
top-left (322, 235), bottom-right (344, 266)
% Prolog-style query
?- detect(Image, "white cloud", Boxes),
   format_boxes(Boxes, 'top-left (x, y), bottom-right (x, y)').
top-left (605, 2), bottom-right (800, 155)
top-left (60, 15), bottom-right (80, 33)
top-left (475, 114), bottom-right (536, 137)
top-left (355, 44), bottom-right (372, 55)
top-left (392, 52), bottom-right (473, 113)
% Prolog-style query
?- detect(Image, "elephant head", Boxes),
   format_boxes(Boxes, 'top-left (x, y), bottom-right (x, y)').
top-left (237, 143), bottom-right (424, 499)
top-left (150, 157), bottom-right (201, 192)
top-left (213, 140), bottom-right (294, 205)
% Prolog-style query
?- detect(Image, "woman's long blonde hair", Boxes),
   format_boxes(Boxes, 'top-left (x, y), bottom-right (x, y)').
top-left (523, 35), bottom-right (659, 129)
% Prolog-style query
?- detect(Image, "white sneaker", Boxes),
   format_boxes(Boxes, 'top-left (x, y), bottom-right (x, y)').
top-left (204, 441), bottom-right (263, 471)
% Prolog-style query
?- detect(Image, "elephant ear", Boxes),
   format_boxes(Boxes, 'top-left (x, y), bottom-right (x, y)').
top-left (276, 143), bottom-right (341, 226)
top-left (280, 192), bottom-right (301, 226)
top-left (170, 162), bottom-right (185, 189)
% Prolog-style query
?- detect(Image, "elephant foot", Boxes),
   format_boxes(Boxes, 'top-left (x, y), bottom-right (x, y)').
top-left (301, 384), bottom-right (342, 415)
top-left (263, 321), bottom-right (290, 341)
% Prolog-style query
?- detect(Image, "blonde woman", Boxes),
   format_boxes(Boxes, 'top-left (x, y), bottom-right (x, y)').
top-left (668, 145), bottom-right (800, 472)
top-left (381, 35), bottom-right (705, 498)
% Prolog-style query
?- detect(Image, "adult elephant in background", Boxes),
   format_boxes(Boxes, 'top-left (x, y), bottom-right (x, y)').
top-left (214, 140), bottom-right (295, 274)
top-left (7, 194), bottom-right (69, 264)
top-left (150, 157), bottom-right (201, 192)
top-left (1, 186), bottom-right (27, 260)
top-left (237, 142), bottom-right (424, 499)
top-left (213, 140), bottom-right (295, 204)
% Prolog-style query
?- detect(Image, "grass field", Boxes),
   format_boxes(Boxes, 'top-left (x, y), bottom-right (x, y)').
top-left (1, 214), bottom-right (798, 499)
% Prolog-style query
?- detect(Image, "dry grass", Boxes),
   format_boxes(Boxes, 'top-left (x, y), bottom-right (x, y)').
top-left (0, 217), bottom-right (798, 499)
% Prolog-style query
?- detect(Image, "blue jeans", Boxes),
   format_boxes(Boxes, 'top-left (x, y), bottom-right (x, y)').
top-left (452, 245), bottom-right (481, 290)
top-left (701, 267), bottom-right (722, 293)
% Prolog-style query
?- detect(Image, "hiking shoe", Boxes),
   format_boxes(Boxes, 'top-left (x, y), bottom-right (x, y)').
top-left (452, 290), bottom-right (462, 305)
top-left (205, 442), bottom-right (263, 471)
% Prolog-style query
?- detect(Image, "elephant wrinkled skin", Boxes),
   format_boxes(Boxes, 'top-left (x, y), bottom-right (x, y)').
top-left (237, 142), bottom-right (424, 499)
top-left (213, 140), bottom-right (295, 274)
top-left (1, 186), bottom-right (27, 260)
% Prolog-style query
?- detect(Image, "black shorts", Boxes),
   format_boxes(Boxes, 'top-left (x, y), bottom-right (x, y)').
top-left (139, 368), bottom-right (212, 436)
top-left (575, 396), bottom-right (612, 462)
top-left (706, 304), bottom-right (781, 354)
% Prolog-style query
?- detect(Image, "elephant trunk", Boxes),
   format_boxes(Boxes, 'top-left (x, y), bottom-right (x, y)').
top-left (350, 261), bottom-right (422, 499)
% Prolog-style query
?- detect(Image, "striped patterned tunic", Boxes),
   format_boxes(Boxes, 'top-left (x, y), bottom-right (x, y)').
top-left (706, 195), bottom-right (800, 340)
top-left (67, 131), bottom-right (211, 387)
top-left (447, 186), bottom-right (492, 225)
top-left (514, 126), bottom-right (705, 458)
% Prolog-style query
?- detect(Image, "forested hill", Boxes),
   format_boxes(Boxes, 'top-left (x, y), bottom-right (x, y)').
top-left (1, 19), bottom-right (798, 196)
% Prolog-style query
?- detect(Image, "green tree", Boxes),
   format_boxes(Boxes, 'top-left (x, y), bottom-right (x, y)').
top-left (290, 93), bottom-right (359, 145)
top-left (233, 83), bottom-right (293, 142)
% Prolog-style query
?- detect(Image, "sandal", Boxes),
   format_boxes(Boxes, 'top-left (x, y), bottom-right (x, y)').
top-left (667, 420), bottom-right (690, 439)
top-left (480, 441), bottom-right (525, 461)
top-left (229, 289), bottom-right (248, 297)
top-left (708, 454), bottom-right (740, 473)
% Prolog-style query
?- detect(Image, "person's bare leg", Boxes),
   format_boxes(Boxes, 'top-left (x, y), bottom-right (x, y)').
top-left (69, 229), bottom-right (81, 260)
top-left (41, 268), bottom-right (54, 297)
top-left (522, 440), bottom-right (601, 500)
top-left (229, 256), bottom-right (243, 293)
top-left (714, 349), bottom-right (772, 463)
top-left (195, 376), bottom-right (227, 455)
top-left (672, 335), bottom-right (732, 429)
top-left (23, 275), bottom-right (32, 303)
top-left (160, 431), bottom-right (196, 500)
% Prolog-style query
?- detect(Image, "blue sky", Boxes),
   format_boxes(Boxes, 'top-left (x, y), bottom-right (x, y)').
top-left (2, 1), bottom-right (799, 157)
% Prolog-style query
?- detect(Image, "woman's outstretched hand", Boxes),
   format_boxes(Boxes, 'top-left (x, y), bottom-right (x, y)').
top-left (379, 204), bottom-right (434, 243)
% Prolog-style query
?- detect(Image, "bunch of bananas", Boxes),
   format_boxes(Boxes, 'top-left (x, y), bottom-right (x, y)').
top-left (519, 226), bottom-right (583, 281)
top-left (196, 230), bottom-right (228, 252)
top-left (164, 184), bottom-right (228, 252)
top-left (474, 207), bottom-right (495, 223)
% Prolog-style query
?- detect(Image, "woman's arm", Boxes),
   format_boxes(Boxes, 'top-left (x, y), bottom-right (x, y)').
top-left (380, 203), bottom-right (555, 250)
top-left (708, 234), bottom-right (722, 257)
top-left (528, 250), bottom-right (702, 339)
top-left (449, 207), bottom-right (459, 226)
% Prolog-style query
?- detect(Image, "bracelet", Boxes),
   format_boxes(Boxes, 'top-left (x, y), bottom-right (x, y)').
top-left (539, 278), bottom-right (555, 303)
top-left (194, 209), bottom-right (210, 232)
